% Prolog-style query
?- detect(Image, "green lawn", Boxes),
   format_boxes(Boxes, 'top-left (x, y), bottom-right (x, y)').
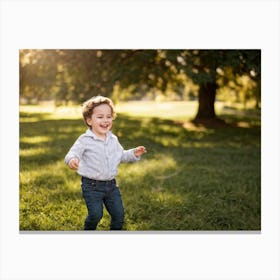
top-left (20, 101), bottom-right (261, 231)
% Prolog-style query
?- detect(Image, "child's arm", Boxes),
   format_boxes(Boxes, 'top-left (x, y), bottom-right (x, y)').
top-left (134, 146), bottom-right (147, 157)
top-left (68, 158), bottom-right (80, 170)
top-left (120, 145), bottom-right (147, 162)
top-left (64, 136), bottom-right (85, 170)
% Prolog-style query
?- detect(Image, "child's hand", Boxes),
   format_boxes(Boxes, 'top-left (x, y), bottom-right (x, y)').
top-left (134, 146), bottom-right (147, 157)
top-left (68, 158), bottom-right (80, 170)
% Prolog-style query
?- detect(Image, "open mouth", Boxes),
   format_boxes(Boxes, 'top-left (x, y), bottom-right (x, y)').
top-left (100, 124), bottom-right (109, 129)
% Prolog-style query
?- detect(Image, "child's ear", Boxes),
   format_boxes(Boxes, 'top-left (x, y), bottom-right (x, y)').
top-left (86, 118), bottom-right (92, 127)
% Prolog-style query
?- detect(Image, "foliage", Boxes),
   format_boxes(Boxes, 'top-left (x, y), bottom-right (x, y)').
top-left (20, 101), bottom-right (261, 231)
top-left (20, 50), bottom-right (261, 107)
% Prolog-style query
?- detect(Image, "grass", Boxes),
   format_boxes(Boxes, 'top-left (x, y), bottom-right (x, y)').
top-left (20, 101), bottom-right (261, 231)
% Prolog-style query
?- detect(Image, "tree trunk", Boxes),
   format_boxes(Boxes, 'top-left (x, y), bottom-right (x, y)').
top-left (195, 81), bottom-right (217, 120)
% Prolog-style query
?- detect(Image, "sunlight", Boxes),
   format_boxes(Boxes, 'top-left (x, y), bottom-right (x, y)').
top-left (152, 191), bottom-right (184, 204)
top-left (20, 105), bottom-right (55, 113)
top-left (19, 99), bottom-right (261, 231)
top-left (154, 136), bottom-right (181, 147)
top-left (116, 101), bottom-right (197, 121)
top-left (20, 147), bottom-right (51, 157)
top-left (236, 121), bottom-right (250, 128)
top-left (20, 105), bottom-right (82, 120)
top-left (21, 136), bottom-right (51, 144)
top-left (181, 121), bottom-right (208, 132)
top-left (119, 154), bottom-right (178, 180)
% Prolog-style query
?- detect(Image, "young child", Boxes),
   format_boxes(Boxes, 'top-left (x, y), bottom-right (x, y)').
top-left (64, 96), bottom-right (146, 230)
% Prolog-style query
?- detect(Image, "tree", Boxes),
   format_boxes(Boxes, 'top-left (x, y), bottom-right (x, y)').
top-left (95, 49), bottom-right (260, 121)
top-left (163, 50), bottom-right (261, 121)
top-left (20, 50), bottom-right (58, 102)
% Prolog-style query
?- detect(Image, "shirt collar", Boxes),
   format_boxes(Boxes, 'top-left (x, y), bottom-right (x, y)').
top-left (85, 129), bottom-right (112, 141)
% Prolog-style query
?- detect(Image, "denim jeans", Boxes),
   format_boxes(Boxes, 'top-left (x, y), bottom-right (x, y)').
top-left (81, 177), bottom-right (124, 230)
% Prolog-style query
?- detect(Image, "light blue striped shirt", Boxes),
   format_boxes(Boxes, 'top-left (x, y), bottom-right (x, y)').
top-left (64, 129), bottom-right (140, 180)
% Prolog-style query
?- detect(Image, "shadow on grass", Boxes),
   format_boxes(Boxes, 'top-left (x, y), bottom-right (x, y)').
top-left (20, 111), bottom-right (53, 121)
top-left (20, 111), bottom-right (261, 230)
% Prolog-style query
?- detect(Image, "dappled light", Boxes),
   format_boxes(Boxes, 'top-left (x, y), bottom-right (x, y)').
top-left (21, 136), bottom-right (51, 144)
top-left (121, 154), bottom-right (178, 178)
top-left (20, 147), bottom-right (52, 157)
top-left (116, 101), bottom-right (197, 120)
top-left (20, 101), bottom-right (260, 230)
top-left (19, 49), bottom-right (261, 231)
top-left (20, 50), bottom-right (260, 112)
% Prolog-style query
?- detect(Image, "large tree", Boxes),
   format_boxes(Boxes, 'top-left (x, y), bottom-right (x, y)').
top-left (160, 50), bottom-right (261, 121)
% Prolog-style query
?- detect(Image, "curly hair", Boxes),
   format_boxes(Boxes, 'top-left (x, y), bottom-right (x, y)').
top-left (82, 96), bottom-right (116, 128)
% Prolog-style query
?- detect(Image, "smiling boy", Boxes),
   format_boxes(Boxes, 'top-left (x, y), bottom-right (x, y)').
top-left (64, 96), bottom-right (146, 230)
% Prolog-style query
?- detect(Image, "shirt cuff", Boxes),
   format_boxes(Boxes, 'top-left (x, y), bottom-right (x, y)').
top-left (131, 148), bottom-right (141, 161)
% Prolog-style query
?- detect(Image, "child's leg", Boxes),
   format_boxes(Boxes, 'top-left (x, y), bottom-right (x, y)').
top-left (83, 191), bottom-right (104, 230)
top-left (104, 186), bottom-right (125, 230)
top-left (81, 179), bottom-right (104, 230)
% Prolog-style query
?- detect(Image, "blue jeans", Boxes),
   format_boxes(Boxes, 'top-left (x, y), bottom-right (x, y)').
top-left (81, 177), bottom-right (124, 230)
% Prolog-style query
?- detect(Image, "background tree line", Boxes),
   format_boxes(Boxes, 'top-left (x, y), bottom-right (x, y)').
top-left (20, 49), bottom-right (261, 121)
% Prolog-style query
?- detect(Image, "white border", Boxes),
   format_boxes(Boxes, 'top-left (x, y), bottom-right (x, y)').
top-left (1, 1), bottom-right (279, 279)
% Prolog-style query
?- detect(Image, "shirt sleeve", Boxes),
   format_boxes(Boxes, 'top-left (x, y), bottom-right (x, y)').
top-left (120, 146), bottom-right (141, 163)
top-left (64, 135), bottom-right (85, 165)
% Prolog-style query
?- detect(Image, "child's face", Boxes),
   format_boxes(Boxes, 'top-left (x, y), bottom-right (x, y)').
top-left (86, 104), bottom-right (113, 138)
